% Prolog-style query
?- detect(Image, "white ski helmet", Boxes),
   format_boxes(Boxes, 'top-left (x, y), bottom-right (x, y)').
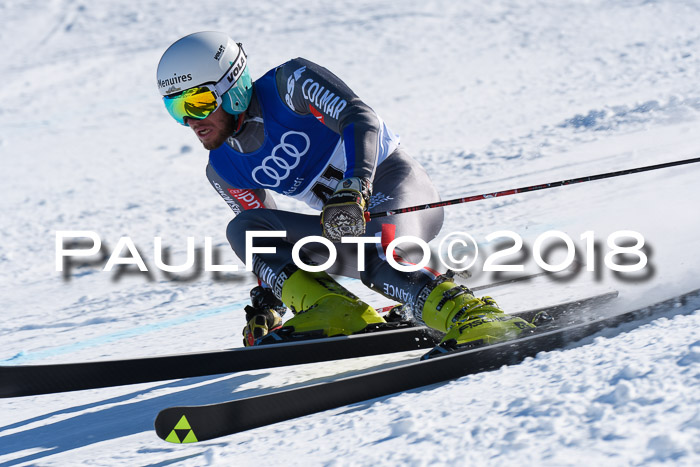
top-left (157, 31), bottom-right (253, 124)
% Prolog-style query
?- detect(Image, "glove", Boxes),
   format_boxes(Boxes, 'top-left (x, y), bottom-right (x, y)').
top-left (321, 177), bottom-right (372, 242)
top-left (242, 286), bottom-right (286, 346)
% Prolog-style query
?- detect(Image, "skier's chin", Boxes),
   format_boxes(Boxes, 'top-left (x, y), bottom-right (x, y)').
top-left (199, 132), bottom-right (227, 150)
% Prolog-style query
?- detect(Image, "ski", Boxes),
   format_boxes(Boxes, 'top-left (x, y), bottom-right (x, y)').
top-left (0, 324), bottom-right (435, 398)
top-left (154, 290), bottom-right (630, 443)
top-left (0, 291), bottom-right (615, 398)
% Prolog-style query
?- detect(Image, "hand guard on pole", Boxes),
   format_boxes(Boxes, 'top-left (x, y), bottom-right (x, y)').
top-left (321, 177), bottom-right (372, 242)
top-left (242, 286), bottom-right (286, 347)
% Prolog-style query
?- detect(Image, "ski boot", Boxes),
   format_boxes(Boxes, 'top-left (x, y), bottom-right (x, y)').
top-left (276, 269), bottom-right (386, 338)
top-left (420, 279), bottom-right (535, 356)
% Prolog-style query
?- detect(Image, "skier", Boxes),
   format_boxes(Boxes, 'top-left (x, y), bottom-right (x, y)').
top-left (156, 32), bottom-right (533, 349)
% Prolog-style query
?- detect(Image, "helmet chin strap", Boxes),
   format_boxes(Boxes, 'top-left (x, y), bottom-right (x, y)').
top-left (230, 91), bottom-right (264, 137)
top-left (234, 111), bottom-right (247, 134)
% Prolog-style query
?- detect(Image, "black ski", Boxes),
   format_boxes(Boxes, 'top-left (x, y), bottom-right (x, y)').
top-left (0, 325), bottom-right (436, 398)
top-left (154, 290), bottom-right (628, 443)
top-left (0, 291), bottom-right (615, 398)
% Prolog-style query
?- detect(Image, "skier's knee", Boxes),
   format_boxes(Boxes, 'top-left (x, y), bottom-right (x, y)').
top-left (226, 210), bottom-right (282, 256)
top-left (226, 211), bottom-right (257, 253)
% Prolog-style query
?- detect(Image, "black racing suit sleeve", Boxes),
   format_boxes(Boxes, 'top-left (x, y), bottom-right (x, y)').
top-left (206, 163), bottom-right (277, 214)
top-left (275, 57), bottom-right (381, 182)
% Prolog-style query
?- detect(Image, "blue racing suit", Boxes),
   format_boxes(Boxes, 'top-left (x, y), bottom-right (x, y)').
top-left (205, 58), bottom-right (444, 309)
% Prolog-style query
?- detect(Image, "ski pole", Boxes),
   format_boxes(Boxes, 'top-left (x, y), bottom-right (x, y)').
top-left (369, 156), bottom-right (700, 219)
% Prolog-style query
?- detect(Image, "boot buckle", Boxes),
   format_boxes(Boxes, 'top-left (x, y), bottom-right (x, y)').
top-left (436, 285), bottom-right (472, 311)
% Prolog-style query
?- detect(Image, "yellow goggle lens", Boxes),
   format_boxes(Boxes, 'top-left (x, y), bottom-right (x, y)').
top-left (163, 87), bottom-right (219, 125)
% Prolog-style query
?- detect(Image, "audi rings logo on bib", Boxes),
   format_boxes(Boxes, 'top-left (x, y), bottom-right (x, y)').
top-left (252, 131), bottom-right (311, 188)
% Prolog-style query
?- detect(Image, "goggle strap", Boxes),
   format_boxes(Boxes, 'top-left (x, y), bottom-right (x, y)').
top-left (213, 44), bottom-right (248, 97)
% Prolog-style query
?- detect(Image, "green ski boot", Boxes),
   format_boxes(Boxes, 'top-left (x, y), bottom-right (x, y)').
top-left (279, 269), bottom-right (386, 337)
top-left (421, 280), bottom-right (534, 350)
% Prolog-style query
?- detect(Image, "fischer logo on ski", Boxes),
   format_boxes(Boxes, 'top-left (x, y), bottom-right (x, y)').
top-left (164, 415), bottom-right (199, 444)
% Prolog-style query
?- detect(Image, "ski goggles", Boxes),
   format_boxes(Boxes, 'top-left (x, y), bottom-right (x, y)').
top-left (163, 44), bottom-right (248, 125)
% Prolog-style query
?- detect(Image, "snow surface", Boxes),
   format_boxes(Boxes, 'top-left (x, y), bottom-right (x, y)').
top-left (2, 0), bottom-right (700, 465)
